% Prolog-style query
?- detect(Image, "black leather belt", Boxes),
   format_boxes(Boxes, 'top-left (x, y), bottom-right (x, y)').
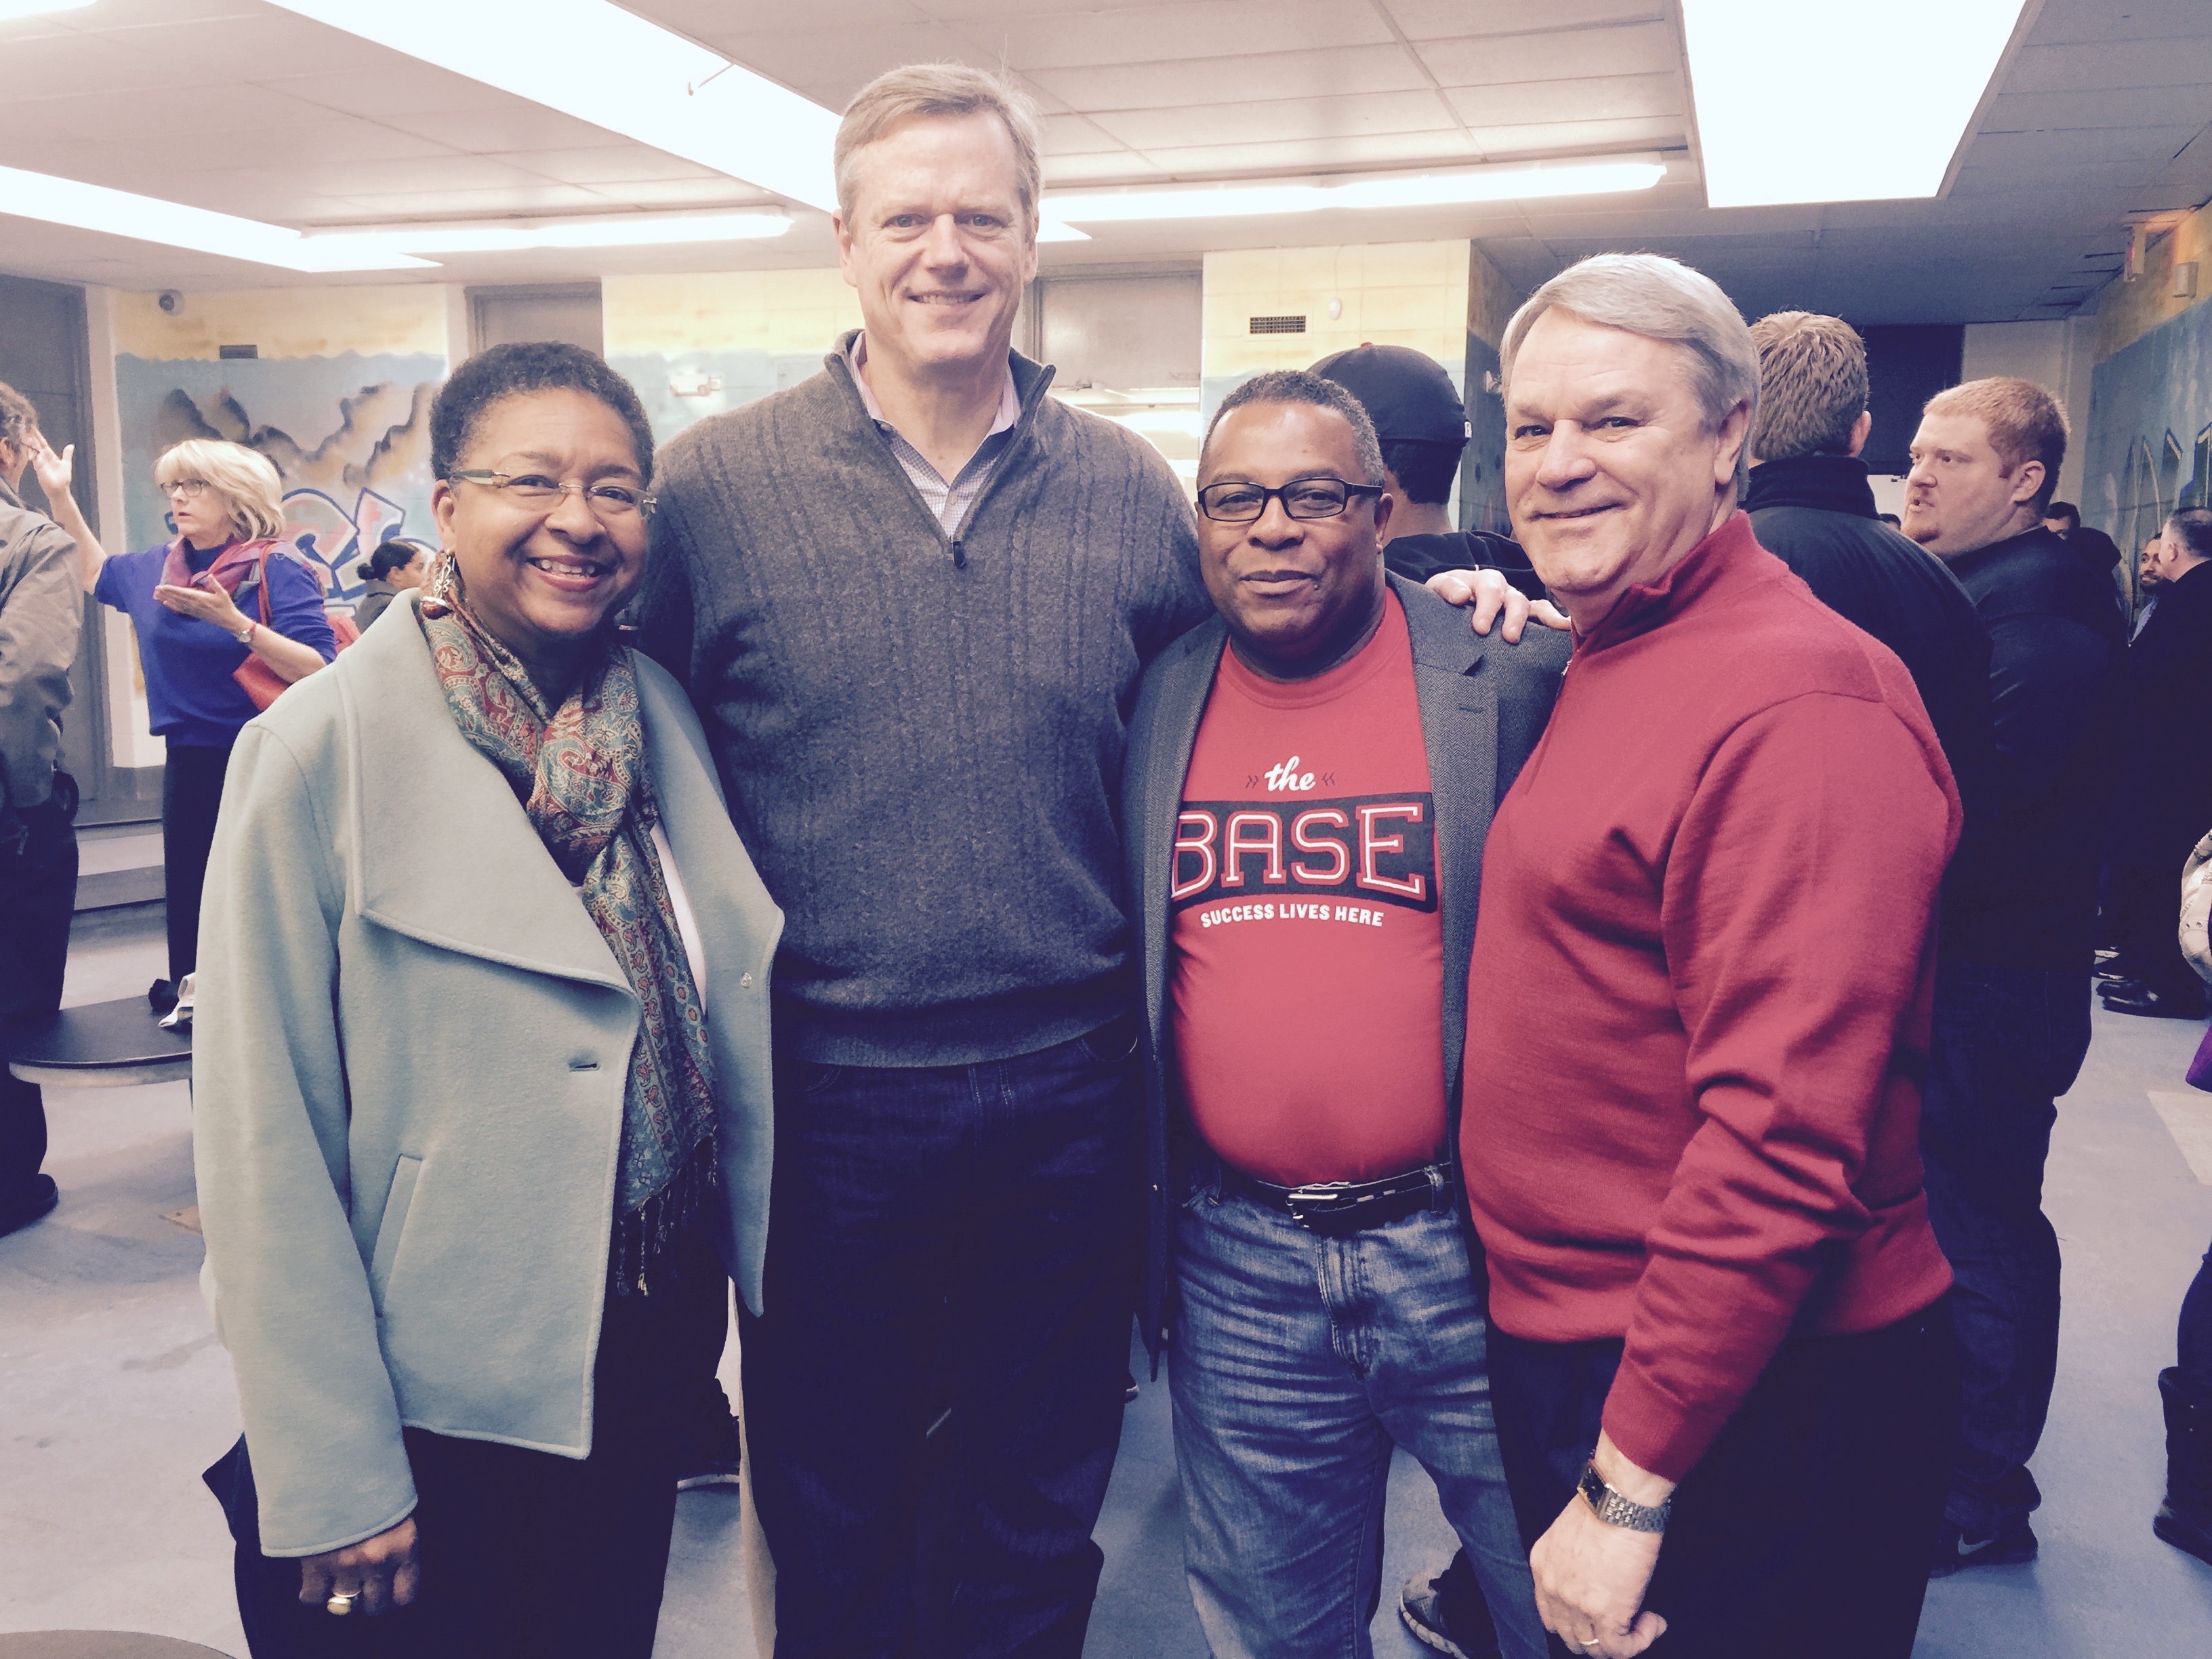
top-left (1223, 1162), bottom-right (1453, 1236)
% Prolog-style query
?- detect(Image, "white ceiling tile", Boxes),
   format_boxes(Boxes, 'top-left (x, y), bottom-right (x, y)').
top-left (1131, 130), bottom-right (1480, 180)
top-left (2028, 0), bottom-right (2212, 44)
top-left (95, 9), bottom-right (403, 80)
top-left (1088, 90), bottom-right (1462, 152)
top-left (1969, 125), bottom-right (2208, 169)
top-left (261, 62), bottom-right (520, 119)
top-left (0, 29), bottom-right (174, 98)
top-left (1457, 115), bottom-right (1687, 158)
top-left (1984, 87), bottom-right (2212, 130)
top-left (1418, 19), bottom-right (1678, 84)
top-left (644, 0), bottom-right (928, 32)
top-left (1385, 0), bottom-right (1666, 40)
top-left (1028, 45), bottom-right (1433, 112)
top-left (377, 106), bottom-right (639, 155)
top-left (1442, 73), bottom-right (1682, 126)
top-left (479, 148), bottom-right (723, 186)
top-left (576, 178), bottom-right (783, 209)
top-left (1037, 112), bottom-right (1137, 157)
top-left (688, 22), bottom-right (979, 100)
top-left (975, 0), bottom-right (1391, 69)
top-left (1042, 150), bottom-right (1172, 184)
top-left (333, 184), bottom-right (618, 218)
top-left (2008, 36), bottom-right (2212, 94)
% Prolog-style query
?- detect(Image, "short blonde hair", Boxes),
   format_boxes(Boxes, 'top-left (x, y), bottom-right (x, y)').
top-left (1748, 312), bottom-right (1868, 462)
top-left (835, 63), bottom-right (1042, 230)
top-left (154, 438), bottom-right (287, 539)
top-left (1921, 377), bottom-right (2068, 514)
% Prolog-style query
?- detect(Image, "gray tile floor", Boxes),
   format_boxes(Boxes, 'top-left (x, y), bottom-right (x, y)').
top-left (5, 903), bottom-right (2211, 1654)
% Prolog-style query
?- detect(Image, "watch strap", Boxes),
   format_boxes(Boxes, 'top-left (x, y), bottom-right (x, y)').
top-left (1578, 1460), bottom-right (1670, 1533)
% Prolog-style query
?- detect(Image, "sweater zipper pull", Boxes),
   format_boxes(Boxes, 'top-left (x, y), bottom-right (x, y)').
top-left (951, 537), bottom-right (967, 570)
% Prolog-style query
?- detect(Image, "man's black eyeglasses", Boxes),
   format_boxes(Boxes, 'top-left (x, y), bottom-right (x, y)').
top-left (1196, 478), bottom-right (1385, 523)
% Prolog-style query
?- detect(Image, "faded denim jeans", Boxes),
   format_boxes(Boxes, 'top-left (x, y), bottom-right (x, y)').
top-left (1168, 1163), bottom-right (1545, 1659)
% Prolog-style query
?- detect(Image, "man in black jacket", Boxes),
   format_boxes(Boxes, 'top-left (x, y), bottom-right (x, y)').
top-left (1742, 313), bottom-right (1993, 777)
top-left (1903, 375), bottom-right (2127, 1574)
top-left (2104, 508), bottom-right (2212, 1018)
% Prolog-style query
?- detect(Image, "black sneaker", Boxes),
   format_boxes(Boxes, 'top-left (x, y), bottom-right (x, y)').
top-left (1929, 1516), bottom-right (2038, 1577)
top-left (0, 1174), bottom-right (59, 1240)
top-left (1399, 1555), bottom-right (1503, 1659)
top-left (676, 1412), bottom-right (743, 1491)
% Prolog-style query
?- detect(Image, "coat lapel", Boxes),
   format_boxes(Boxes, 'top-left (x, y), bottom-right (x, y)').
top-left (1394, 575), bottom-right (1500, 1099)
top-left (1135, 618), bottom-right (1227, 1052)
top-left (343, 593), bottom-right (631, 991)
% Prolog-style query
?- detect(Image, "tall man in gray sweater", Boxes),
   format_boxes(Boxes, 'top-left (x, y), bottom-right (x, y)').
top-left (641, 63), bottom-right (1534, 1656)
top-left (638, 67), bottom-right (1206, 1656)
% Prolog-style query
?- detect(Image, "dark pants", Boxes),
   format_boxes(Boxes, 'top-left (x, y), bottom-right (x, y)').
top-left (1, 775), bottom-right (77, 1212)
top-left (740, 1015), bottom-right (1143, 1659)
top-left (164, 741), bottom-right (232, 983)
top-left (2181, 1237), bottom-right (2212, 1398)
top-left (206, 1240), bottom-right (719, 1658)
top-left (2111, 857), bottom-right (2207, 1004)
top-left (1920, 960), bottom-right (2090, 1536)
top-left (1487, 1300), bottom-right (1957, 1659)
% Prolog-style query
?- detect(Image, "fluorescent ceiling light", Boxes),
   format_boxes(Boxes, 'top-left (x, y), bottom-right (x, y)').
top-left (1044, 156), bottom-right (1666, 224)
top-left (0, 164), bottom-right (431, 271)
top-left (264, 0), bottom-right (840, 213)
top-left (305, 209), bottom-right (791, 258)
top-left (1682, 0), bottom-right (2030, 207)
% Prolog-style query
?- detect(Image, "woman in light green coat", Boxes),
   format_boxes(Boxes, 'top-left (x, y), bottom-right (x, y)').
top-left (191, 342), bottom-right (781, 1658)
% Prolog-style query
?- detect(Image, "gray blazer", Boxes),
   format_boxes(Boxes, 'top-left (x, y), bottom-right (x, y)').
top-left (1121, 573), bottom-right (1568, 1364)
top-left (192, 592), bottom-right (782, 1557)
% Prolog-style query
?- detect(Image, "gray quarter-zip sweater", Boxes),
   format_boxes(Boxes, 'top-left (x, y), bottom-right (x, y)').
top-left (639, 338), bottom-right (1209, 1067)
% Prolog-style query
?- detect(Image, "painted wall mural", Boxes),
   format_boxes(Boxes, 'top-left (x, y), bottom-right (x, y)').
top-left (607, 348), bottom-right (832, 451)
top-left (116, 352), bottom-right (446, 604)
top-left (2085, 299), bottom-right (2212, 605)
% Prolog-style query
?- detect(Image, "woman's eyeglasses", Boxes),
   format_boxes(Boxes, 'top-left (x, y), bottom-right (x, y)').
top-left (161, 478), bottom-right (212, 500)
top-left (448, 470), bottom-right (656, 520)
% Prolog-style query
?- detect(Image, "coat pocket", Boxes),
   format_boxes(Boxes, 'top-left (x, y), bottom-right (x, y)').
top-left (367, 1155), bottom-right (422, 1313)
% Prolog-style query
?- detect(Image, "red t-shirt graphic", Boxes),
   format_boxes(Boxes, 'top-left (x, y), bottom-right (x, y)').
top-left (1169, 593), bottom-right (1446, 1185)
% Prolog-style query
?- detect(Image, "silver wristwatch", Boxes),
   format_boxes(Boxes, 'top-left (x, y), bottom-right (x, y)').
top-left (1578, 1460), bottom-right (1671, 1533)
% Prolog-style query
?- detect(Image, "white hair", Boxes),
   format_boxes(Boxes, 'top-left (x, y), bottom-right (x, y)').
top-left (1501, 253), bottom-right (1760, 493)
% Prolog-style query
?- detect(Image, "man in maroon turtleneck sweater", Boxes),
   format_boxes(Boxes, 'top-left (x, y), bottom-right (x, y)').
top-left (1462, 254), bottom-right (1962, 1659)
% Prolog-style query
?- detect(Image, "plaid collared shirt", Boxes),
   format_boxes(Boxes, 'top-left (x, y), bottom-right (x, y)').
top-left (843, 333), bottom-right (1021, 537)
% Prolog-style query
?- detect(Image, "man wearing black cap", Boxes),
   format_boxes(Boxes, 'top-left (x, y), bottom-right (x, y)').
top-left (1310, 344), bottom-right (1547, 600)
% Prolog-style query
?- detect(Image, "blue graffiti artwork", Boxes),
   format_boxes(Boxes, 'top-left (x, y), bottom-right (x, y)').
top-left (282, 487), bottom-right (409, 601)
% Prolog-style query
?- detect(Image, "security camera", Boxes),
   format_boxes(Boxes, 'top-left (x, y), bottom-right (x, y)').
top-left (157, 291), bottom-right (183, 314)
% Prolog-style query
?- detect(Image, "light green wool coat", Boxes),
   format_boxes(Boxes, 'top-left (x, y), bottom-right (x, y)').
top-left (191, 590), bottom-right (781, 1557)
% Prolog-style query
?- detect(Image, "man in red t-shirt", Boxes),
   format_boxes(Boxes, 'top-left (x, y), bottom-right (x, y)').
top-left (1122, 371), bottom-right (1568, 1656)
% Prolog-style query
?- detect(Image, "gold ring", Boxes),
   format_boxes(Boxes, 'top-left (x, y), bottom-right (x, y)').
top-left (326, 1592), bottom-right (357, 1616)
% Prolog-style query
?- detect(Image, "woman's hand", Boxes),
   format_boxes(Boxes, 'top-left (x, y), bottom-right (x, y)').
top-left (154, 581), bottom-right (249, 635)
top-left (298, 1516), bottom-right (419, 1616)
top-left (30, 436), bottom-right (74, 501)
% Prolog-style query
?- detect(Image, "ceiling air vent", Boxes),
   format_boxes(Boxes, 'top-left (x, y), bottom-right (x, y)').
top-left (1248, 314), bottom-right (1307, 334)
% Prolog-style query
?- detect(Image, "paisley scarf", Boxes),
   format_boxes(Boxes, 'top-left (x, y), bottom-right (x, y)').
top-left (419, 596), bottom-right (717, 1293)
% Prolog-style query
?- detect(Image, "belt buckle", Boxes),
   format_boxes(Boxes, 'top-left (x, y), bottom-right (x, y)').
top-left (1284, 1183), bottom-right (1355, 1231)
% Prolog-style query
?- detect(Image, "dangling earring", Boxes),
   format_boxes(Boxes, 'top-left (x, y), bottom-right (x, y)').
top-left (421, 550), bottom-right (461, 615)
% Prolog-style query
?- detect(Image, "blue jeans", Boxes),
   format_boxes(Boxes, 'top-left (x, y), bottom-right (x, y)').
top-left (1169, 1166), bottom-right (1545, 1659)
top-left (739, 1016), bottom-right (1143, 1659)
top-left (1920, 960), bottom-right (2091, 1536)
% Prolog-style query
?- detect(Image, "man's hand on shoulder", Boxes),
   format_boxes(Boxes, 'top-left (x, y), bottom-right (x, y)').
top-left (1425, 567), bottom-right (1572, 642)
